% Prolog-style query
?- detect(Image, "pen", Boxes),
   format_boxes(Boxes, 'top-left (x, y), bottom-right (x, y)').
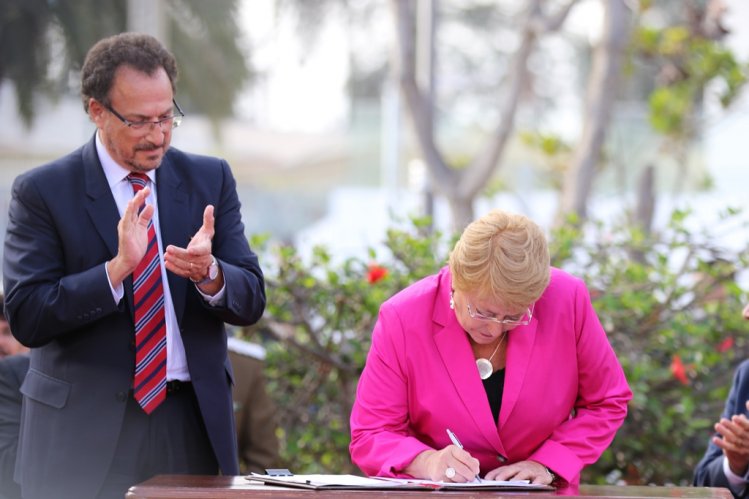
top-left (446, 428), bottom-right (464, 449)
top-left (446, 428), bottom-right (481, 483)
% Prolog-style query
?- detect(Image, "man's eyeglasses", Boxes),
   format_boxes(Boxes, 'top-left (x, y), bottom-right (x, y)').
top-left (103, 99), bottom-right (184, 131)
top-left (466, 302), bottom-right (535, 327)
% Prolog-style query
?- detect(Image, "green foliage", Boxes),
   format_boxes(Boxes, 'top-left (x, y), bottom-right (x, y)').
top-left (649, 86), bottom-right (692, 135)
top-left (632, 24), bottom-right (749, 137)
top-left (520, 131), bottom-right (572, 157)
top-left (550, 208), bottom-right (749, 484)
top-left (0, 0), bottom-right (250, 126)
top-left (170, 0), bottom-right (251, 121)
top-left (518, 131), bottom-right (573, 189)
top-left (250, 209), bottom-right (749, 483)
top-left (251, 216), bottom-right (446, 473)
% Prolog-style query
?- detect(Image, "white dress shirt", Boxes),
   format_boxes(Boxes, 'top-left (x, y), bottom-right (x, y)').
top-left (95, 132), bottom-right (225, 381)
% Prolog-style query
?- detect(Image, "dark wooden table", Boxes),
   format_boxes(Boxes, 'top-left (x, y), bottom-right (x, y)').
top-left (125, 475), bottom-right (734, 499)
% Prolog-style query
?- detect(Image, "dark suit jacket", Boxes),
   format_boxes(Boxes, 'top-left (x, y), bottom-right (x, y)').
top-left (0, 354), bottom-right (28, 499)
top-left (2, 135), bottom-right (265, 499)
top-left (228, 344), bottom-right (280, 474)
top-left (694, 359), bottom-right (749, 498)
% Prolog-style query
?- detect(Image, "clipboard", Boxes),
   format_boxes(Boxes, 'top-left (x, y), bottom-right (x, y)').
top-left (247, 472), bottom-right (555, 492)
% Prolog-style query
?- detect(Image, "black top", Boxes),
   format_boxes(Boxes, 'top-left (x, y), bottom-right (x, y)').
top-left (482, 368), bottom-right (506, 424)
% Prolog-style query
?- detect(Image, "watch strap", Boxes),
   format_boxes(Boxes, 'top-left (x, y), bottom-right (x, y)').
top-left (191, 256), bottom-right (218, 285)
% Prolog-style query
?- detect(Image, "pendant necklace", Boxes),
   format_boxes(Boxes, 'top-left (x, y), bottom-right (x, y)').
top-left (476, 332), bottom-right (507, 380)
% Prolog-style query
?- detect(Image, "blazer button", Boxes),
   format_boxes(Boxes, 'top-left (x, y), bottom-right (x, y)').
top-left (116, 391), bottom-right (128, 402)
top-left (497, 455), bottom-right (507, 463)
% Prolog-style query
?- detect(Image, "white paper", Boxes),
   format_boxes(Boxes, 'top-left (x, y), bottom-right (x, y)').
top-left (248, 473), bottom-right (405, 488)
top-left (249, 473), bottom-right (550, 491)
top-left (378, 477), bottom-right (537, 488)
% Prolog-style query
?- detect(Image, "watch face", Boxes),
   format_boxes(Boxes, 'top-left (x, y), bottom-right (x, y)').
top-left (208, 259), bottom-right (219, 280)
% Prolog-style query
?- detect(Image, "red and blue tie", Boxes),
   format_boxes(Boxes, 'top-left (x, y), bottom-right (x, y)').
top-left (128, 173), bottom-right (167, 414)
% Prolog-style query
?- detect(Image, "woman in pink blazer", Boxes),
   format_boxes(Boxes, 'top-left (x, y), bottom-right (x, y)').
top-left (349, 210), bottom-right (631, 486)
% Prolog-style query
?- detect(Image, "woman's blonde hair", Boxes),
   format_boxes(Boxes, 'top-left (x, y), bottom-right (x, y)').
top-left (448, 209), bottom-right (550, 309)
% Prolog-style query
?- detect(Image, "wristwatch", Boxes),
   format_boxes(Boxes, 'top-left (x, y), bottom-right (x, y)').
top-left (544, 466), bottom-right (557, 483)
top-left (191, 256), bottom-right (219, 285)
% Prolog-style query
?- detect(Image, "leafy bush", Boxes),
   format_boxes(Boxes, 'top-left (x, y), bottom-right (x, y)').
top-left (242, 208), bottom-right (749, 484)
top-left (552, 209), bottom-right (749, 484)
top-left (247, 218), bottom-right (448, 473)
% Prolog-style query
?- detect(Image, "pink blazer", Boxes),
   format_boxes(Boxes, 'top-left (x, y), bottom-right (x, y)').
top-left (349, 266), bottom-right (631, 484)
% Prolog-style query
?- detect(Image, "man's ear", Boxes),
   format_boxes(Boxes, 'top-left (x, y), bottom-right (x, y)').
top-left (88, 98), bottom-right (106, 126)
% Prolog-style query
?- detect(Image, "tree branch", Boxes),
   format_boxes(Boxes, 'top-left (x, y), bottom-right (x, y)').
top-left (262, 316), bottom-right (355, 373)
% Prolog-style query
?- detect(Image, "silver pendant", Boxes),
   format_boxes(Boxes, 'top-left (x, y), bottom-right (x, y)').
top-left (476, 358), bottom-right (493, 380)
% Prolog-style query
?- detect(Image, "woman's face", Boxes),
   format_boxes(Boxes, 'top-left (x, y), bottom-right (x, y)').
top-left (452, 289), bottom-right (532, 345)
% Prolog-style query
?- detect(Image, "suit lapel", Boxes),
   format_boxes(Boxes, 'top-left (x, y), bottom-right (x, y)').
top-left (83, 137), bottom-right (120, 258)
top-left (81, 136), bottom-right (136, 307)
top-left (154, 155), bottom-right (190, 322)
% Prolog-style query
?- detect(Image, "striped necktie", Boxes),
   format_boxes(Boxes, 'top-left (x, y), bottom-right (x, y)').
top-left (128, 173), bottom-right (167, 414)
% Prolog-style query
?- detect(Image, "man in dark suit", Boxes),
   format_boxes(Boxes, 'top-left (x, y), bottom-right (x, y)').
top-left (0, 354), bottom-right (28, 499)
top-left (694, 359), bottom-right (749, 496)
top-left (2, 33), bottom-right (265, 499)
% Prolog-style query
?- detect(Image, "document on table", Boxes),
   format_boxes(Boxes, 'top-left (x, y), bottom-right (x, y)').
top-left (246, 473), bottom-right (425, 490)
top-left (377, 476), bottom-right (555, 491)
top-left (247, 473), bottom-right (555, 491)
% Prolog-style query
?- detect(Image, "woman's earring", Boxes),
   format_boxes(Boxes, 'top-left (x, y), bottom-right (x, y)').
top-left (449, 291), bottom-right (455, 310)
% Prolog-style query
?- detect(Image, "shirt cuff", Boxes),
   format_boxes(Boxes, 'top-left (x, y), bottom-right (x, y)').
top-left (195, 281), bottom-right (226, 307)
top-left (106, 266), bottom-right (124, 304)
top-left (722, 456), bottom-right (748, 495)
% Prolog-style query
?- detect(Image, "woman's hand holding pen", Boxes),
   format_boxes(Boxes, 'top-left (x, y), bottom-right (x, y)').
top-left (485, 460), bottom-right (555, 485)
top-left (404, 447), bottom-right (480, 482)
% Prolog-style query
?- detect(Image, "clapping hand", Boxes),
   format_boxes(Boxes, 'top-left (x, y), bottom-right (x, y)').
top-left (713, 400), bottom-right (749, 476)
top-left (107, 187), bottom-right (154, 286)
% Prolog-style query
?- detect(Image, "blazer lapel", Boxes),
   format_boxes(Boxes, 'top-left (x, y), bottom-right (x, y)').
top-left (154, 156), bottom-right (190, 322)
top-left (500, 318), bottom-right (538, 429)
top-left (433, 272), bottom-right (507, 456)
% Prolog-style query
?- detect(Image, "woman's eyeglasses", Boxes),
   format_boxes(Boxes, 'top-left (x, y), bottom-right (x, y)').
top-left (466, 302), bottom-right (534, 327)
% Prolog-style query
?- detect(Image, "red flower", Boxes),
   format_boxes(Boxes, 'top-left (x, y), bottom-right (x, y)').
top-left (670, 355), bottom-right (689, 385)
top-left (717, 337), bottom-right (734, 353)
top-left (366, 264), bottom-right (388, 284)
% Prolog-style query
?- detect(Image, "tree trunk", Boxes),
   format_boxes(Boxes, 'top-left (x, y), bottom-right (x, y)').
top-left (447, 196), bottom-right (475, 233)
top-left (391, 0), bottom-right (577, 232)
top-left (557, 0), bottom-right (632, 224)
top-left (634, 163), bottom-right (655, 234)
